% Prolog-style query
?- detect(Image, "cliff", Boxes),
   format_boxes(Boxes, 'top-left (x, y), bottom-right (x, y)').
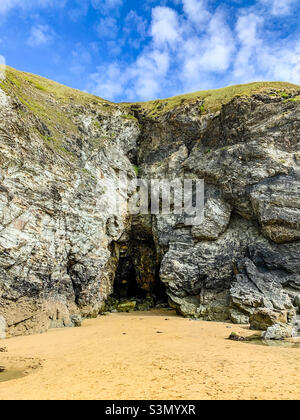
top-left (0, 66), bottom-right (299, 336)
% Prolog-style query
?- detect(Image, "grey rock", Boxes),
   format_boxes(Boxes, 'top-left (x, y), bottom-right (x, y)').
top-left (229, 309), bottom-right (250, 325)
top-left (70, 315), bottom-right (82, 328)
top-left (293, 315), bottom-right (300, 334)
top-left (0, 79), bottom-right (140, 336)
top-left (191, 196), bottom-right (232, 241)
top-left (262, 323), bottom-right (295, 340)
top-left (1, 70), bottom-right (300, 336)
top-left (294, 296), bottom-right (300, 310)
top-left (249, 308), bottom-right (288, 331)
top-left (251, 176), bottom-right (300, 243)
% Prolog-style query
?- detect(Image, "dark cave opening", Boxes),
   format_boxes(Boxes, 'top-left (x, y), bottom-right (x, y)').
top-left (112, 242), bottom-right (168, 308)
top-left (113, 255), bottom-right (147, 300)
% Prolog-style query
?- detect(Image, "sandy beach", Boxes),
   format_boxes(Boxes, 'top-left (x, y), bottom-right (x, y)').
top-left (0, 309), bottom-right (299, 400)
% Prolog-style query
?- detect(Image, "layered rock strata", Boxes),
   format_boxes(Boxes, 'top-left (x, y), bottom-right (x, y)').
top-left (0, 68), bottom-right (299, 336)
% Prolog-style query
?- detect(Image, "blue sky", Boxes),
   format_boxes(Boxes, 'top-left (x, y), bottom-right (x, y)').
top-left (0, 0), bottom-right (300, 102)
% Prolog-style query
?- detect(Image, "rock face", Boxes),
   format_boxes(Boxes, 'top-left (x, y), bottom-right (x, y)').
top-left (262, 323), bottom-right (295, 340)
top-left (0, 68), bottom-right (300, 336)
top-left (155, 95), bottom-right (300, 326)
top-left (249, 308), bottom-right (288, 331)
top-left (0, 68), bottom-right (140, 336)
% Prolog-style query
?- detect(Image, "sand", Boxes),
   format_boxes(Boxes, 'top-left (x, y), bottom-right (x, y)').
top-left (0, 309), bottom-right (299, 400)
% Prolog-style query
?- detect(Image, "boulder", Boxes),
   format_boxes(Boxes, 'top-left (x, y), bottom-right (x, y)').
top-left (229, 309), bottom-right (249, 325)
top-left (250, 308), bottom-right (287, 331)
top-left (262, 323), bottom-right (295, 340)
top-left (70, 315), bottom-right (82, 328)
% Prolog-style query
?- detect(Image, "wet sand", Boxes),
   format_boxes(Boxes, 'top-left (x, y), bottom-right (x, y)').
top-left (0, 310), bottom-right (299, 400)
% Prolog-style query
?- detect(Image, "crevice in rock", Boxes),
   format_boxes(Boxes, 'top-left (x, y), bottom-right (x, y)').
top-left (67, 257), bottom-right (81, 306)
top-left (107, 232), bottom-right (168, 312)
top-left (113, 249), bottom-right (147, 301)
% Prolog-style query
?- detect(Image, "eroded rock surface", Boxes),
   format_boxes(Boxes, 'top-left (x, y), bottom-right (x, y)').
top-left (142, 93), bottom-right (300, 325)
top-left (0, 70), bottom-right (140, 335)
top-left (0, 69), bottom-right (300, 336)
top-left (262, 323), bottom-right (295, 340)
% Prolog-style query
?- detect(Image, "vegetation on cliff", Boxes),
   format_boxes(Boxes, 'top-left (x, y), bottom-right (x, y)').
top-left (1, 65), bottom-right (299, 121)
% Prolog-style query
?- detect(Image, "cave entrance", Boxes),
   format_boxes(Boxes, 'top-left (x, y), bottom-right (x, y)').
top-left (113, 255), bottom-right (147, 300)
top-left (112, 242), bottom-right (168, 307)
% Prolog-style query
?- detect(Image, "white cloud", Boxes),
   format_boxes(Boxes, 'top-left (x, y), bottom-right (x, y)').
top-left (233, 13), bottom-right (263, 81)
top-left (87, 4), bottom-right (235, 100)
top-left (88, 63), bottom-right (126, 100)
top-left (231, 10), bottom-right (300, 85)
top-left (259, 43), bottom-right (300, 83)
top-left (68, 0), bottom-right (89, 22)
top-left (260, 0), bottom-right (297, 16)
top-left (97, 17), bottom-right (118, 39)
top-left (68, 0), bottom-right (124, 22)
top-left (130, 49), bottom-right (171, 99)
top-left (180, 11), bottom-right (235, 91)
top-left (27, 24), bottom-right (54, 47)
top-left (182, 0), bottom-right (211, 26)
top-left (87, 0), bottom-right (300, 101)
top-left (124, 11), bottom-right (147, 49)
top-left (91, 0), bottom-right (123, 15)
top-left (88, 48), bottom-right (171, 101)
top-left (151, 7), bottom-right (181, 47)
top-left (202, 12), bottom-right (235, 72)
top-left (92, 0), bottom-right (122, 7)
top-left (0, 0), bottom-right (65, 15)
top-left (0, 0), bottom-right (16, 14)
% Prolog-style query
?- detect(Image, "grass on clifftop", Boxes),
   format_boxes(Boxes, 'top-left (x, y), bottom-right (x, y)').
top-left (133, 81), bottom-right (300, 116)
top-left (1, 65), bottom-right (299, 120)
top-left (0, 66), bottom-right (116, 162)
top-left (0, 65), bottom-right (109, 106)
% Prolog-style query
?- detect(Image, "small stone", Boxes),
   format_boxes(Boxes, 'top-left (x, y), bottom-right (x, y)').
top-left (70, 315), bottom-right (82, 328)
top-left (229, 332), bottom-right (247, 342)
top-left (117, 301), bottom-right (136, 313)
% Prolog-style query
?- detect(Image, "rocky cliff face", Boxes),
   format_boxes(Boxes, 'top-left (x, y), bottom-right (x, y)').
top-left (0, 67), bottom-right (299, 336)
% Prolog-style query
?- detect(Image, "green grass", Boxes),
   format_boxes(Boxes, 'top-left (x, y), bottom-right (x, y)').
top-left (285, 95), bottom-right (300, 102)
top-left (93, 120), bottom-right (101, 129)
top-left (199, 104), bottom-right (205, 114)
top-left (131, 81), bottom-right (300, 116)
top-left (133, 165), bottom-right (139, 176)
top-left (121, 114), bottom-right (137, 121)
top-left (281, 92), bottom-right (289, 99)
top-left (2, 66), bottom-right (299, 119)
top-left (0, 65), bottom-right (109, 106)
top-left (0, 66), bottom-right (117, 162)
